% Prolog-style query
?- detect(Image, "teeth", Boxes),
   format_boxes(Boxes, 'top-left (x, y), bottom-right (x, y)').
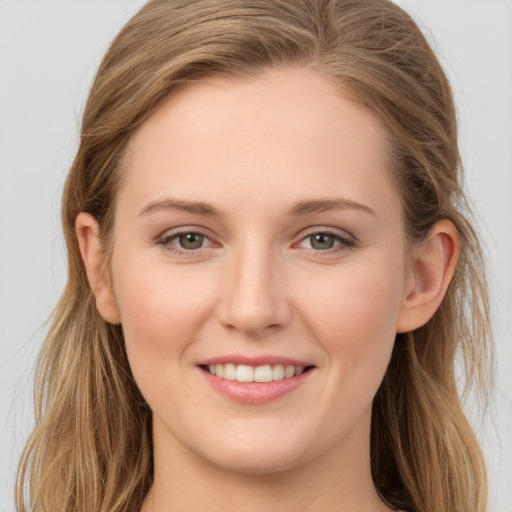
top-left (206, 363), bottom-right (307, 382)
top-left (224, 363), bottom-right (236, 381)
top-left (294, 366), bottom-right (304, 376)
top-left (284, 365), bottom-right (295, 378)
top-left (272, 364), bottom-right (284, 380)
top-left (254, 365), bottom-right (272, 382)
top-left (236, 364), bottom-right (254, 382)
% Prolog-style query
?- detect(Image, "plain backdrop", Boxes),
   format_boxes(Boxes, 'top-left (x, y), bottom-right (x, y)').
top-left (1, 1), bottom-right (511, 511)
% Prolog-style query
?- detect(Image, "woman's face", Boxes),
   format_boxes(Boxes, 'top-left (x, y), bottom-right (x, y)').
top-left (108, 67), bottom-right (415, 473)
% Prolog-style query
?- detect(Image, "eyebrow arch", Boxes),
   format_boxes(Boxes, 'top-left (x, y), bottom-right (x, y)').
top-left (287, 198), bottom-right (376, 217)
top-left (139, 197), bottom-right (375, 218)
top-left (139, 198), bottom-right (221, 217)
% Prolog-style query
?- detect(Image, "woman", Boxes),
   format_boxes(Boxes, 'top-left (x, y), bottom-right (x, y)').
top-left (16, 1), bottom-right (493, 511)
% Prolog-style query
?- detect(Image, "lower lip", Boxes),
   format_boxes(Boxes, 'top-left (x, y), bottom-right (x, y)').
top-left (199, 367), bottom-right (313, 405)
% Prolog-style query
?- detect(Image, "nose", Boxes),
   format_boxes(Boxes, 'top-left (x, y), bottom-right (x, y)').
top-left (217, 244), bottom-right (291, 336)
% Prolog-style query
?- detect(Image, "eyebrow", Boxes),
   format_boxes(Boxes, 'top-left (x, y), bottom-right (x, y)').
top-left (286, 198), bottom-right (376, 217)
top-left (139, 198), bottom-right (221, 217)
top-left (138, 197), bottom-right (376, 218)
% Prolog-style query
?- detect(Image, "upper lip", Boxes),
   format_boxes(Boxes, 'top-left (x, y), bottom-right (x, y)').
top-left (197, 355), bottom-right (314, 367)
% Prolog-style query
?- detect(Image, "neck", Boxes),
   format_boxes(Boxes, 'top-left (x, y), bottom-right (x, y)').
top-left (142, 412), bottom-right (392, 512)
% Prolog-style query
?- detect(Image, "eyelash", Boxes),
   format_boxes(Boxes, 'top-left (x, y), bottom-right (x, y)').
top-left (295, 229), bottom-right (355, 253)
top-left (156, 230), bottom-right (216, 257)
top-left (156, 228), bottom-right (355, 256)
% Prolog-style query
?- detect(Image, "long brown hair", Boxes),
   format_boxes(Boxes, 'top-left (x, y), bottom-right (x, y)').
top-left (16, 1), bottom-right (492, 511)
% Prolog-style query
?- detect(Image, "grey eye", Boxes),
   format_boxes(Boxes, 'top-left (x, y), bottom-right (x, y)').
top-left (309, 233), bottom-right (336, 250)
top-left (178, 233), bottom-right (205, 250)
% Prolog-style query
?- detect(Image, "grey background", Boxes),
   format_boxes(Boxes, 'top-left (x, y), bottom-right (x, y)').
top-left (1, 1), bottom-right (511, 510)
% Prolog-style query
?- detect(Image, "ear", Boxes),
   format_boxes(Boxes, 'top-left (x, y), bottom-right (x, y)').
top-left (75, 212), bottom-right (121, 324)
top-left (396, 219), bottom-right (460, 333)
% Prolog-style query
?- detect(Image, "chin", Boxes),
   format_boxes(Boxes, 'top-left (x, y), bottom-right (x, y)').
top-left (188, 425), bottom-right (320, 476)
top-left (204, 445), bottom-right (309, 475)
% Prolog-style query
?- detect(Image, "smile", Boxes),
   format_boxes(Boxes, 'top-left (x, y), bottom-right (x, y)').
top-left (198, 358), bottom-right (315, 404)
top-left (205, 363), bottom-right (308, 382)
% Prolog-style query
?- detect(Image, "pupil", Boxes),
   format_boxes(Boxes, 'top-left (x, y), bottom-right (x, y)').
top-left (179, 233), bottom-right (204, 249)
top-left (311, 233), bottom-right (334, 250)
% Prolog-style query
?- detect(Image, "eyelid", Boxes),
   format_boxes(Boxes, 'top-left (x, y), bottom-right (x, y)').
top-left (155, 226), bottom-right (220, 255)
top-left (293, 227), bottom-right (356, 251)
top-left (154, 225), bottom-right (356, 256)
top-left (155, 224), bottom-right (216, 240)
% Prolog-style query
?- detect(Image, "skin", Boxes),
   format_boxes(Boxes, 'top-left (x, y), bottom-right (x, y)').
top-left (77, 67), bottom-right (459, 511)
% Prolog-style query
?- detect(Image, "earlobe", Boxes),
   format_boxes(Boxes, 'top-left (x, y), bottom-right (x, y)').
top-left (396, 220), bottom-right (460, 333)
top-left (75, 212), bottom-right (121, 324)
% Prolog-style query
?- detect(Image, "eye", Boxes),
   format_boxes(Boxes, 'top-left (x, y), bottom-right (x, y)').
top-left (156, 229), bottom-right (216, 255)
top-left (309, 233), bottom-right (338, 250)
top-left (177, 232), bottom-right (206, 250)
top-left (296, 230), bottom-right (354, 252)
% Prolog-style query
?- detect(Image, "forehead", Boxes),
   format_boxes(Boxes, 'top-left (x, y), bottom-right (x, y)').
top-left (118, 67), bottom-right (398, 222)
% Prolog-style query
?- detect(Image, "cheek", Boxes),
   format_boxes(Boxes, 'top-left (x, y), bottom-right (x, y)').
top-left (298, 256), bottom-right (405, 385)
top-left (110, 254), bottom-right (216, 374)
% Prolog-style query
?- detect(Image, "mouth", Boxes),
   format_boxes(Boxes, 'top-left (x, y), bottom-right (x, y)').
top-left (200, 363), bottom-right (314, 383)
top-left (197, 356), bottom-right (316, 404)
